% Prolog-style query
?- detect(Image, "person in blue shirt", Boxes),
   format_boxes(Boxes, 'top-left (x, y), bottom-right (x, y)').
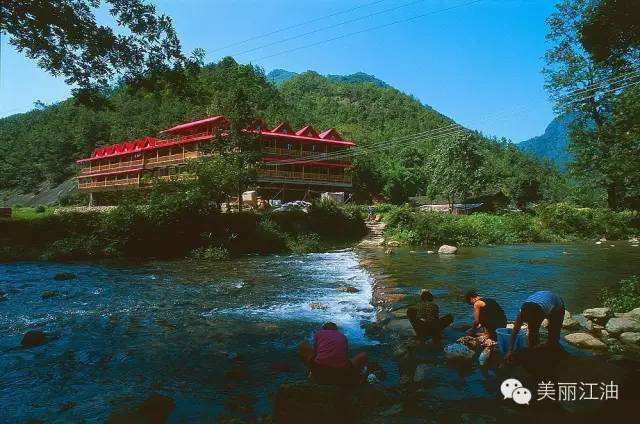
top-left (506, 290), bottom-right (565, 363)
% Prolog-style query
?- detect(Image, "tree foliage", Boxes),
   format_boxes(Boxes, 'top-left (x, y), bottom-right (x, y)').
top-left (0, 0), bottom-right (184, 99)
top-left (544, 0), bottom-right (640, 209)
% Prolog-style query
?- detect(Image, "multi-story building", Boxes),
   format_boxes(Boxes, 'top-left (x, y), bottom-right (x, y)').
top-left (76, 116), bottom-right (355, 203)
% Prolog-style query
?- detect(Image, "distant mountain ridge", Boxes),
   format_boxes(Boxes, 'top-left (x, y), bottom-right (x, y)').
top-left (518, 113), bottom-right (575, 170)
top-left (267, 69), bottom-right (387, 87)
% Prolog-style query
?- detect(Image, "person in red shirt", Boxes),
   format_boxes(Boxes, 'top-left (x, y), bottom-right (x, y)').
top-left (299, 322), bottom-right (368, 385)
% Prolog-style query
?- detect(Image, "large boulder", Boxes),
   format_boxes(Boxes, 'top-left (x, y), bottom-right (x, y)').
top-left (438, 245), bottom-right (458, 255)
top-left (53, 272), bottom-right (77, 281)
top-left (582, 307), bottom-right (611, 324)
top-left (605, 317), bottom-right (640, 335)
top-left (619, 332), bottom-right (640, 345)
top-left (444, 343), bottom-right (475, 361)
top-left (562, 310), bottom-right (580, 330)
top-left (21, 331), bottom-right (46, 347)
top-left (564, 332), bottom-right (607, 349)
top-left (384, 319), bottom-right (415, 337)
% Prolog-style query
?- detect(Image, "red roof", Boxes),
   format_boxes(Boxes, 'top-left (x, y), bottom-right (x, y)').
top-left (295, 125), bottom-right (319, 138)
top-left (258, 130), bottom-right (355, 146)
top-left (160, 115), bottom-right (228, 134)
top-left (271, 122), bottom-right (293, 134)
top-left (77, 116), bottom-right (355, 163)
top-left (318, 128), bottom-right (344, 141)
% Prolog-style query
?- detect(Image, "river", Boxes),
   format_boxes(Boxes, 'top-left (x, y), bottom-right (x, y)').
top-left (1, 242), bottom-right (639, 421)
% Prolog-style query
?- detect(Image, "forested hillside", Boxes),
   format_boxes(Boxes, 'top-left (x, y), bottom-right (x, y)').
top-left (518, 113), bottom-right (574, 170)
top-left (0, 57), bottom-right (557, 206)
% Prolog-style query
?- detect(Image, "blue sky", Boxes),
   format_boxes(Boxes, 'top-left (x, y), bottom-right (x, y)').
top-left (0, 0), bottom-right (557, 141)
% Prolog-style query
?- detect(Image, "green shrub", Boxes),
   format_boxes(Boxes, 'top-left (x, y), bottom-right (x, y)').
top-left (190, 246), bottom-right (229, 261)
top-left (35, 205), bottom-right (46, 213)
top-left (286, 233), bottom-right (322, 254)
top-left (600, 275), bottom-right (640, 313)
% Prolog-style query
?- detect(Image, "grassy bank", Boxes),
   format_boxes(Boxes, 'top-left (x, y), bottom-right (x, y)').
top-left (0, 201), bottom-right (366, 262)
top-left (378, 203), bottom-right (638, 247)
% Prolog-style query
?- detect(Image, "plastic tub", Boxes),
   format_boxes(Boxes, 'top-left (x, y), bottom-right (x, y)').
top-left (496, 327), bottom-right (527, 353)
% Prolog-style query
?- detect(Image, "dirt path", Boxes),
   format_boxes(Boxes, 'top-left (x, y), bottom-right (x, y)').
top-left (358, 220), bottom-right (387, 248)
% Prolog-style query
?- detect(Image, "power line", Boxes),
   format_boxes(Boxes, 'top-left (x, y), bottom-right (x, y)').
top-left (269, 73), bottom-right (640, 166)
top-left (209, 0), bottom-right (389, 53)
top-left (255, 0), bottom-right (484, 61)
top-left (231, 0), bottom-right (427, 58)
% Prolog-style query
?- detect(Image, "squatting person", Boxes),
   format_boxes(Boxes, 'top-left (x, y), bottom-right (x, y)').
top-left (407, 289), bottom-right (453, 341)
top-left (464, 289), bottom-right (507, 340)
top-left (299, 322), bottom-right (368, 385)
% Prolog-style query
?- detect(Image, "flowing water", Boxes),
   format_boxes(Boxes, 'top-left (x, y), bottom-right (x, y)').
top-left (1, 242), bottom-right (639, 422)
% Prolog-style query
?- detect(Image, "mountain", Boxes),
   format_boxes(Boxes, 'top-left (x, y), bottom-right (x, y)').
top-left (267, 69), bottom-right (387, 87)
top-left (267, 69), bottom-right (297, 85)
top-left (518, 113), bottom-right (574, 170)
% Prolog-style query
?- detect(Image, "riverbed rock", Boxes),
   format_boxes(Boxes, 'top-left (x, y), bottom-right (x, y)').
top-left (619, 332), bottom-right (640, 345)
top-left (444, 343), bottom-right (475, 361)
top-left (309, 302), bottom-right (328, 311)
top-left (53, 272), bottom-right (77, 281)
top-left (21, 331), bottom-right (46, 347)
top-left (438, 245), bottom-right (458, 254)
top-left (605, 316), bottom-right (640, 335)
top-left (384, 319), bottom-right (415, 337)
top-left (386, 241), bottom-right (400, 247)
top-left (108, 394), bottom-right (175, 423)
top-left (337, 286), bottom-right (360, 293)
top-left (413, 364), bottom-right (429, 382)
top-left (564, 332), bottom-right (607, 349)
top-left (384, 248), bottom-right (394, 255)
top-left (426, 250), bottom-right (435, 254)
top-left (41, 290), bottom-right (59, 299)
top-left (582, 307), bottom-right (611, 323)
top-left (562, 311), bottom-right (580, 329)
top-left (0, 291), bottom-right (7, 301)
top-left (618, 307), bottom-right (640, 320)
top-left (273, 381), bottom-right (392, 422)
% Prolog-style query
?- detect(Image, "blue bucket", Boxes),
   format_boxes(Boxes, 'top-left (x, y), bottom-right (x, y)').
top-left (496, 327), bottom-right (527, 354)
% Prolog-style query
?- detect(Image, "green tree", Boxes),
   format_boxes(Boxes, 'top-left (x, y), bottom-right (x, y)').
top-left (1, 0), bottom-right (184, 99)
top-left (580, 0), bottom-right (640, 64)
top-left (426, 135), bottom-right (483, 206)
top-left (543, 0), bottom-right (638, 209)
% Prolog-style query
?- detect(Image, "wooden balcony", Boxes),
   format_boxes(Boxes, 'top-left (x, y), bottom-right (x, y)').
top-left (258, 169), bottom-right (352, 184)
top-left (78, 177), bottom-right (140, 191)
top-left (145, 151), bottom-right (199, 168)
top-left (80, 159), bottom-right (144, 175)
top-left (261, 147), bottom-right (348, 161)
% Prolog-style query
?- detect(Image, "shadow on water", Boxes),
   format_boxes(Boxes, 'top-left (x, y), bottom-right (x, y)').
top-left (0, 242), bottom-right (638, 421)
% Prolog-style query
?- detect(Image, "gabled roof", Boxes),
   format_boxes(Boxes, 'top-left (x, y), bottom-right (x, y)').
top-left (318, 128), bottom-right (344, 141)
top-left (160, 115), bottom-right (228, 134)
top-left (270, 122), bottom-right (293, 134)
top-left (295, 125), bottom-right (319, 138)
top-left (249, 118), bottom-right (270, 132)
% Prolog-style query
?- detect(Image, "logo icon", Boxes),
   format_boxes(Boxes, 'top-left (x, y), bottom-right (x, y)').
top-left (512, 387), bottom-right (532, 405)
top-left (500, 378), bottom-right (523, 399)
top-left (501, 378), bottom-right (530, 405)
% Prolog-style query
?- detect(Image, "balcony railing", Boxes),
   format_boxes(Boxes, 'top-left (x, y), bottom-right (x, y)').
top-left (261, 147), bottom-right (349, 161)
top-left (80, 159), bottom-right (144, 175)
top-left (258, 169), bottom-right (352, 184)
top-left (78, 178), bottom-right (140, 190)
top-left (146, 151), bottom-right (199, 167)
